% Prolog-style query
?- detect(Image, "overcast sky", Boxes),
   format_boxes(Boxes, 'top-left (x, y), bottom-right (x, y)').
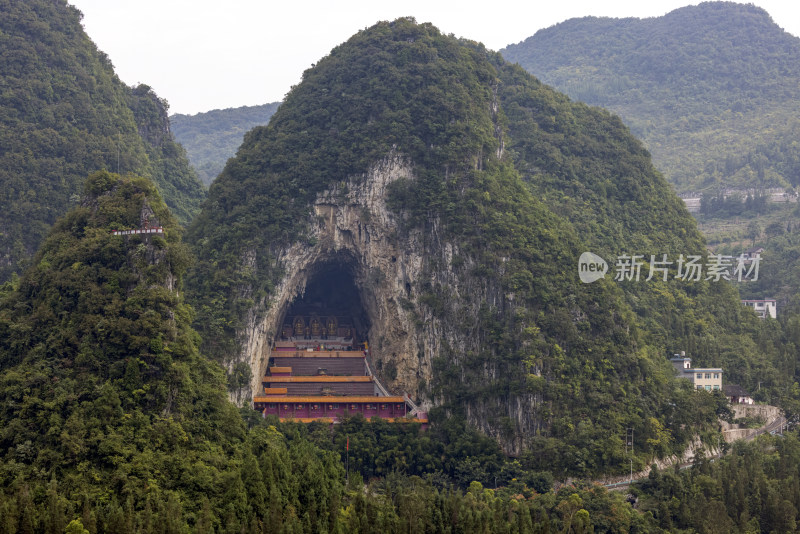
top-left (68, 0), bottom-right (800, 116)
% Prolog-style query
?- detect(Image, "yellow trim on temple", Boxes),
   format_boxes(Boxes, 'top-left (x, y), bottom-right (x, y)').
top-left (278, 417), bottom-right (428, 424)
top-left (271, 351), bottom-right (364, 358)
top-left (263, 376), bottom-right (373, 383)
top-left (254, 395), bottom-right (406, 404)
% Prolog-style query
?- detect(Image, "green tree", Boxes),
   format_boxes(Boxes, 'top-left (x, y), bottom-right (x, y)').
top-left (64, 520), bottom-right (89, 534)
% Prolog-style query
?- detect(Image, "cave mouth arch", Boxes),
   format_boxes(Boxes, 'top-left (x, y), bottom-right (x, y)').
top-left (277, 259), bottom-right (371, 348)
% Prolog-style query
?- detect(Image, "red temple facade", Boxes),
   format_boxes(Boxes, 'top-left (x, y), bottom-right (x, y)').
top-left (253, 324), bottom-right (427, 426)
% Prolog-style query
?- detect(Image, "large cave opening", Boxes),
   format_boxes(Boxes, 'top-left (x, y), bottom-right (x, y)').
top-left (277, 260), bottom-right (371, 348)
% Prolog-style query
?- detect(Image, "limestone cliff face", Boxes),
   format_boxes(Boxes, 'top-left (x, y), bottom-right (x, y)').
top-left (226, 152), bottom-right (540, 454)
top-left (231, 153), bottom-right (425, 403)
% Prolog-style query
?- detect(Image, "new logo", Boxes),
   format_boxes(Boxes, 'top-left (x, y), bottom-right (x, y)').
top-left (578, 252), bottom-right (608, 283)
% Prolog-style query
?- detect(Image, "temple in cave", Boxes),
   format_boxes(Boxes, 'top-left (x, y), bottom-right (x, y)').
top-left (252, 262), bottom-right (428, 425)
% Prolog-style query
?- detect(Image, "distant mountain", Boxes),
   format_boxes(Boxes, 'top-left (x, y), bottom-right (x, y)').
top-left (0, 0), bottom-right (205, 282)
top-left (171, 103), bottom-right (280, 185)
top-left (502, 1), bottom-right (800, 194)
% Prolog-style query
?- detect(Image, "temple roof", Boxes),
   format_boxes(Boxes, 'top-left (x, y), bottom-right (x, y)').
top-left (264, 376), bottom-right (373, 382)
top-left (278, 417), bottom-right (428, 424)
top-left (271, 351), bottom-right (364, 358)
top-left (254, 395), bottom-right (406, 404)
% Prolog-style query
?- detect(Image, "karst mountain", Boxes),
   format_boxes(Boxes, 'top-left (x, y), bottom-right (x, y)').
top-left (186, 17), bottom-right (779, 466)
top-left (0, 0), bottom-right (205, 282)
top-left (502, 1), bottom-right (800, 194)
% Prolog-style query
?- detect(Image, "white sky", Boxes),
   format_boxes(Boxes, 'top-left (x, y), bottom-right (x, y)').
top-left (67, 0), bottom-right (800, 116)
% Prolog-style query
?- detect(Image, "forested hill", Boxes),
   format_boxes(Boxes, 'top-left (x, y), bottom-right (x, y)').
top-left (0, 172), bottom-right (348, 531)
top-left (171, 102), bottom-right (280, 186)
top-left (501, 1), bottom-right (800, 194)
top-left (0, 0), bottom-right (205, 282)
top-left (1, 15), bottom-right (800, 532)
top-left (187, 17), bottom-right (793, 475)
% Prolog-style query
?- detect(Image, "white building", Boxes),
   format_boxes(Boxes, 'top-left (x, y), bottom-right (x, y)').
top-left (670, 353), bottom-right (723, 392)
top-left (741, 299), bottom-right (777, 319)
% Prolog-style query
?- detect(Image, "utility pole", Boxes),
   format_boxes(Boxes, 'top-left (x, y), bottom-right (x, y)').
top-left (626, 428), bottom-right (634, 483)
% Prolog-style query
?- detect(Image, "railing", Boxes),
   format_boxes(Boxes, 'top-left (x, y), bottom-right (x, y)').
top-left (403, 394), bottom-right (420, 415)
top-left (111, 226), bottom-right (164, 236)
top-left (363, 357), bottom-right (392, 397)
top-left (362, 357), bottom-right (422, 415)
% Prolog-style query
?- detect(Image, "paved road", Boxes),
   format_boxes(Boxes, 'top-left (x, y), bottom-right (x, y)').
top-left (601, 413), bottom-right (787, 491)
top-left (745, 415), bottom-right (786, 440)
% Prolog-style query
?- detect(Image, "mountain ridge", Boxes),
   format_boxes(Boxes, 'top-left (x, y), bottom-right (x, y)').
top-left (183, 18), bottom-right (777, 473)
top-left (0, 0), bottom-right (205, 282)
top-left (170, 102), bottom-right (280, 186)
top-left (501, 1), bottom-right (800, 194)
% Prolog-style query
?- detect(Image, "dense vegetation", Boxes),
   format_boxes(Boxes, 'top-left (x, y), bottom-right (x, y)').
top-left (735, 207), bottom-right (800, 309)
top-left (501, 2), bottom-right (800, 194)
top-left (170, 103), bottom-right (280, 186)
top-left (0, 171), bottom-right (662, 532)
top-left (635, 432), bottom-right (800, 533)
top-left (182, 17), bottom-right (797, 479)
top-left (127, 84), bottom-right (207, 224)
top-left (1, 11), bottom-right (799, 531)
top-left (0, 172), bottom-right (342, 532)
top-left (0, 0), bottom-right (205, 282)
top-left (493, 52), bottom-right (798, 408)
top-left (699, 192), bottom-right (771, 219)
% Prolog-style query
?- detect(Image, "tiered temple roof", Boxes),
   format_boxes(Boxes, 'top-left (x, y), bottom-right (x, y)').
top-left (255, 327), bottom-right (427, 425)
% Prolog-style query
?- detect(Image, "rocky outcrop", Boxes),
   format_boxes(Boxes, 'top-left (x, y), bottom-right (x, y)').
top-left (720, 404), bottom-right (782, 443)
top-left (130, 84), bottom-right (172, 149)
top-left (228, 151), bottom-right (528, 442)
top-left (225, 150), bottom-right (541, 455)
top-left (731, 403), bottom-right (780, 422)
top-left (231, 152), bottom-right (428, 404)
